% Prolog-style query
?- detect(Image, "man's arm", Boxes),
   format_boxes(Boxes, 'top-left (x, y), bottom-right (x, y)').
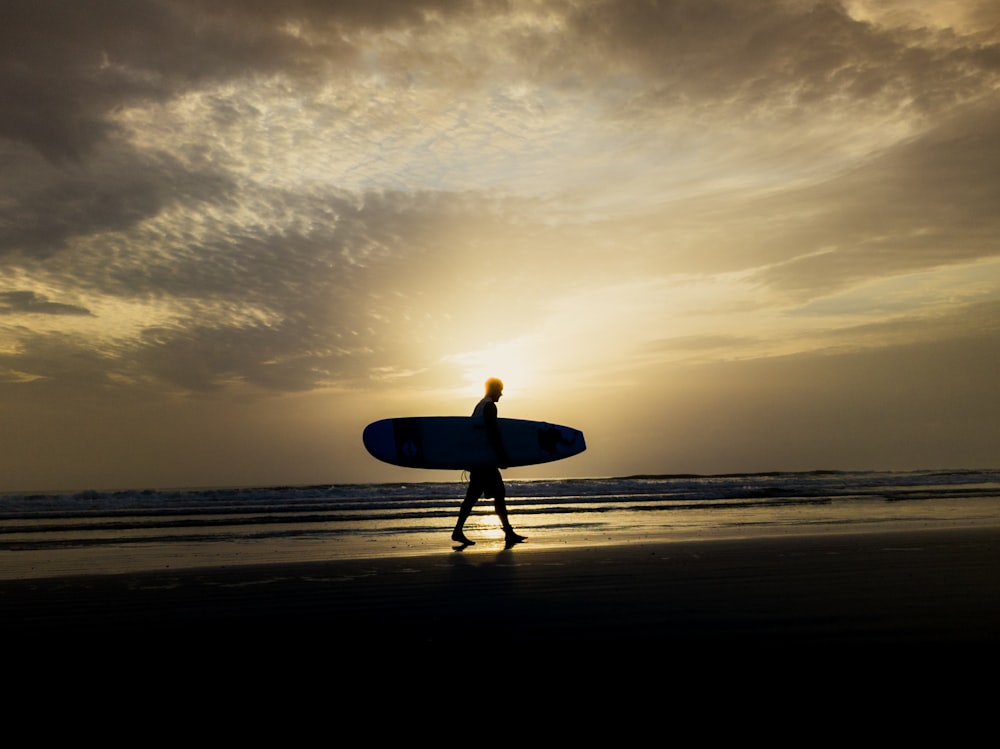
top-left (482, 401), bottom-right (510, 468)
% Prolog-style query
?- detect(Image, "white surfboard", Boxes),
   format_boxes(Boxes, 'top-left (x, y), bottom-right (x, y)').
top-left (362, 416), bottom-right (586, 470)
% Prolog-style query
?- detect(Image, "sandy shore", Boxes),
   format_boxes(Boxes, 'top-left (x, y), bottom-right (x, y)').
top-left (3, 525), bottom-right (998, 648)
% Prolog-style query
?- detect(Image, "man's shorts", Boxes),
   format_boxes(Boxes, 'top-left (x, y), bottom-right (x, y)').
top-left (468, 467), bottom-right (504, 499)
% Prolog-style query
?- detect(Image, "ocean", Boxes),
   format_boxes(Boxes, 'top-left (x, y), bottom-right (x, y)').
top-left (3, 469), bottom-right (999, 580)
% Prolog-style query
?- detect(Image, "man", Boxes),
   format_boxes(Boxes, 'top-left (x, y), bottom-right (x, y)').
top-left (452, 377), bottom-right (526, 547)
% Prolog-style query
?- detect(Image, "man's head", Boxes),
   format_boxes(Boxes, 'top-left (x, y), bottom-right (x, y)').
top-left (485, 377), bottom-right (504, 400)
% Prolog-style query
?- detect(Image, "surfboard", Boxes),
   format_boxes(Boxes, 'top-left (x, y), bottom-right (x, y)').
top-left (362, 416), bottom-right (586, 470)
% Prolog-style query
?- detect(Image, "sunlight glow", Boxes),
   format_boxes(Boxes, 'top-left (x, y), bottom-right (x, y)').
top-left (445, 337), bottom-right (552, 402)
top-left (467, 510), bottom-right (505, 540)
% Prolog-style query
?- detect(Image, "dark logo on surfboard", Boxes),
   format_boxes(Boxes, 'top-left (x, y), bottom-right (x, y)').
top-left (537, 426), bottom-right (577, 454)
top-left (391, 418), bottom-right (424, 466)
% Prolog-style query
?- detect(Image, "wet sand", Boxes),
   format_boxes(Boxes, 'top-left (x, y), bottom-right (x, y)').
top-left (3, 525), bottom-right (999, 648)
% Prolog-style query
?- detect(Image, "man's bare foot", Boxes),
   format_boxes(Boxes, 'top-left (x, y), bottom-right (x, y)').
top-left (452, 531), bottom-right (475, 545)
top-left (504, 531), bottom-right (527, 548)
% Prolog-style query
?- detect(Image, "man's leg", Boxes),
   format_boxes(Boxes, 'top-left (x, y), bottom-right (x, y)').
top-left (492, 477), bottom-right (526, 545)
top-left (452, 477), bottom-right (481, 544)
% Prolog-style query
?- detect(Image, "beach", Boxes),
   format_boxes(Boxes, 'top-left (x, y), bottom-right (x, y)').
top-left (4, 471), bottom-right (1000, 650)
top-left (3, 526), bottom-right (999, 646)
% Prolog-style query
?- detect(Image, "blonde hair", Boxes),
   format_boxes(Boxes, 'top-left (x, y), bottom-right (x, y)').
top-left (485, 377), bottom-right (504, 397)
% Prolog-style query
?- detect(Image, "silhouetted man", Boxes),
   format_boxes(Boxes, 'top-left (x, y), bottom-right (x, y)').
top-left (452, 377), bottom-right (526, 548)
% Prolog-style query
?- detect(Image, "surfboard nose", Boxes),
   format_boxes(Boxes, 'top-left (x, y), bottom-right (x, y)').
top-left (362, 419), bottom-right (395, 462)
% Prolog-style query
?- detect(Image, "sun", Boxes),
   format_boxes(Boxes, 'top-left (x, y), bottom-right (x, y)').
top-left (447, 337), bottom-right (549, 402)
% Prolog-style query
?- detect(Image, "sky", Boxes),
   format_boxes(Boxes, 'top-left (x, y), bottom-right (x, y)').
top-left (2, 0), bottom-right (999, 492)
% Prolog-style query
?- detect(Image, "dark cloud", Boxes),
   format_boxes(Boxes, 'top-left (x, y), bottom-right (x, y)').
top-left (4, 0), bottom-right (998, 163)
top-left (2, 0), bottom-right (180, 161)
top-left (0, 0), bottom-right (487, 162)
top-left (561, 0), bottom-right (999, 121)
top-left (0, 331), bottom-right (112, 389)
top-left (0, 145), bottom-right (234, 260)
top-left (135, 322), bottom-right (334, 393)
top-left (1, 0), bottom-right (338, 160)
top-left (0, 290), bottom-right (91, 316)
top-left (755, 101), bottom-right (1000, 295)
top-left (170, 0), bottom-right (474, 30)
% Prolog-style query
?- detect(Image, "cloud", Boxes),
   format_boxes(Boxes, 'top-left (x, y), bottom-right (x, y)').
top-left (108, 188), bottom-right (590, 394)
top-left (0, 0), bottom-right (490, 162)
top-left (0, 143), bottom-right (235, 261)
top-left (0, 291), bottom-right (91, 316)
top-left (751, 101), bottom-right (1000, 297)
top-left (564, 0), bottom-right (999, 116)
top-left (0, 0), bottom-right (316, 161)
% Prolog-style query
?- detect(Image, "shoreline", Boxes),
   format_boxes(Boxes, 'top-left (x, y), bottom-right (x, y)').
top-left (6, 505), bottom-right (998, 582)
top-left (3, 524), bottom-right (999, 644)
